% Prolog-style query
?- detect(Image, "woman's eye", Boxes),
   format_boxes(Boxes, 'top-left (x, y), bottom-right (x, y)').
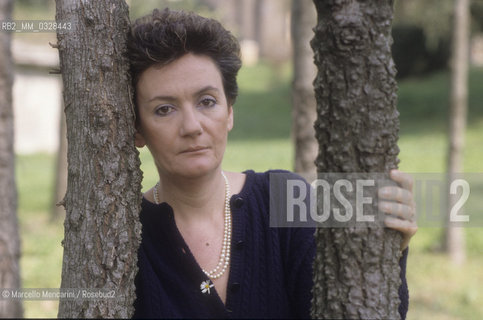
top-left (155, 105), bottom-right (174, 116)
top-left (199, 97), bottom-right (216, 108)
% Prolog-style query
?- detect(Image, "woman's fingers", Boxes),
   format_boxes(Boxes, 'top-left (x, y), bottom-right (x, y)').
top-left (378, 200), bottom-right (415, 221)
top-left (381, 170), bottom-right (418, 251)
top-left (389, 169), bottom-right (414, 192)
top-left (378, 186), bottom-right (414, 206)
top-left (384, 215), bottom-right (417, 231)
top-left (379, 169), bottom-right (417, 221)
top-left (384, 215), bottom-right (418, 250)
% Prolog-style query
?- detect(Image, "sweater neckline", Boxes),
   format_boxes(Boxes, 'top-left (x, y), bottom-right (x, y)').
top-left (141, 169), bottom-right (256, 208)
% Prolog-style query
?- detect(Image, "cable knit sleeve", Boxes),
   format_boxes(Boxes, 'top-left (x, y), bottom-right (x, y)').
top-left (285, 227), bottom-right (316, 319)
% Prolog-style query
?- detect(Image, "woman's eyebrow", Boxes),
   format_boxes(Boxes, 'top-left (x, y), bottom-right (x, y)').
top-left (194, 85), bottom-right (220, 97)
top-left (147, 95), bottom-right (176, 103)
top-left (146, 86), bottom-right (221, 103)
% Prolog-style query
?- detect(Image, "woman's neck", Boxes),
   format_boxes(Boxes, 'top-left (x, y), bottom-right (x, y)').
top-left (157, 169), bottom-right (227, 224)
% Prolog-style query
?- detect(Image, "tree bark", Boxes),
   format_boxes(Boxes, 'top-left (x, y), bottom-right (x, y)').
top-left (311, 0), bottom-right (402, 318)
top-left (444, 0), bottom-right (469, 265)
top-left (55, 0), bottom-right (142, 318)
top-left (291, 0), bottom-right (317, 174)
top-left (0, 0), bottom-right (23, 318)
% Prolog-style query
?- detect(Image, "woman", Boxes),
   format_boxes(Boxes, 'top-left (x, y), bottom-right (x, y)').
top-left (128, 8), bottom-right (417, 319)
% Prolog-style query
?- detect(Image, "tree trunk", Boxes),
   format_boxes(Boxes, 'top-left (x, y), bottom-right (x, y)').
top-left (55, 0), bottom-right (142, 318)
top-left (311, 0), bottom-right (402, 318)
top-left (443, 0), bottom-right (469, 265)
top-left (291, 0), bottom-right (317, 174)
top-left (0, 0), bottom-right (23, 318)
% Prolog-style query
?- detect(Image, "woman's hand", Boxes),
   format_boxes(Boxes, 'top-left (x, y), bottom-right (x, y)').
top-left (378, 169), bottom-right (418, 251)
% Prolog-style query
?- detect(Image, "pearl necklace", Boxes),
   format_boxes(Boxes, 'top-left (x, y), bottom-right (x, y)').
top-left (152, 171), bottom-right (232, 280)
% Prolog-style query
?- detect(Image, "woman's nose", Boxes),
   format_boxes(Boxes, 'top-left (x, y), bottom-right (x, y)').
top-left (179, 107), bottom-right (203, 137)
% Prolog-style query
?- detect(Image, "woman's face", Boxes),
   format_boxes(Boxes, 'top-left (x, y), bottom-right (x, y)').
top-left (135, 53), bottom-right (233, 179)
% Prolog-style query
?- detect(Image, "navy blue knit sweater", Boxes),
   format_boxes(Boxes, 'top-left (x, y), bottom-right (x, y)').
top-left (133, 170), bottom-right (409, 318)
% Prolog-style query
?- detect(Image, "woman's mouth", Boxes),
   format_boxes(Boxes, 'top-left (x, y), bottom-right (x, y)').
top-left (180, 146), bottom-right (209, 154)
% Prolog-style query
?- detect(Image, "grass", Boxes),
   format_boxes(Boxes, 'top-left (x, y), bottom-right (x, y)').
top-left (15, 64), bottom-right (483, 318)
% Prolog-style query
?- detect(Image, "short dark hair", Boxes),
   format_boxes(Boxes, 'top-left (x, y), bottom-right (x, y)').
top-left (127, 8), bottom-right (242, 107)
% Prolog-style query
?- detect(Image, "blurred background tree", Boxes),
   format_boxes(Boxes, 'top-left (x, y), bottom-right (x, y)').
top-left (291, 0), bottom-right (317, 174)
top-left (0, 0), bottom-right (23, 318)
top-left (444, 0), bottom-right (471, 266)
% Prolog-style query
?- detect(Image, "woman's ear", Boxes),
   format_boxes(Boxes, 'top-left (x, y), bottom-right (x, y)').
top-left (135, 130), bottom-right (146, 148)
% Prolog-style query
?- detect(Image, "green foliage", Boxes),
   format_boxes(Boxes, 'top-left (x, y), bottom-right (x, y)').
top-left (392, 24), bottom-right (451, 79)
top-left (16, 65), bottom-right (483, 318)
top-left (391, 25), bottom-right (429, 78)
top-left (394, 0), bottom-right (454, 50)
top-left (471, 1), bottom-right (483, 32)
top-left (392, 0), bottom-right (483, 78)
